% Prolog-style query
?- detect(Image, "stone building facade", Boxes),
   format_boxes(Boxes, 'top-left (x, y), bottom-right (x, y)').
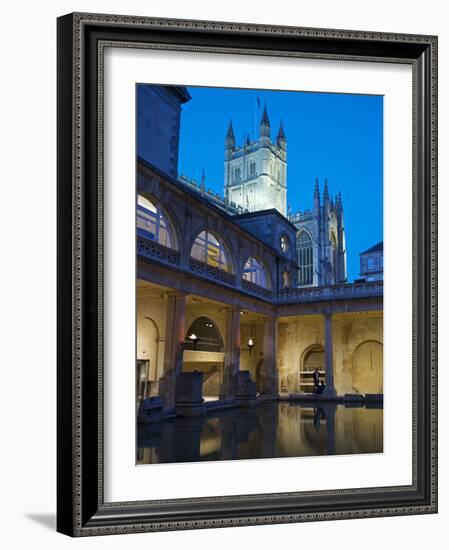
top-left (135, 85), bottom-right (383, 414)
top-left (137, 84), bottom-right (191, 179)
top-left (136, 158), bottom-right (383, 410)
top-left (359, 241), bottom-right (384, 282)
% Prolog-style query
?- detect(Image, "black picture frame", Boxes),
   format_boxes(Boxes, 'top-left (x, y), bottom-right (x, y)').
top-left (57, 12), bottom-right (438, 537)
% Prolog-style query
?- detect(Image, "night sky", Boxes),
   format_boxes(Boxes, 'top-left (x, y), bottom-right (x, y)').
top-left (177, 86), bottom-right (383, 282)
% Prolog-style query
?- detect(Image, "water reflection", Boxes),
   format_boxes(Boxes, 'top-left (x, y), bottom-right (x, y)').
top-left (137, 402), bottom-right (383, 465)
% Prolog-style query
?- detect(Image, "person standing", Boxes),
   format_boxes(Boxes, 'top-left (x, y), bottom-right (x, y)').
top-left (312, 367), bottom-right (320, 393)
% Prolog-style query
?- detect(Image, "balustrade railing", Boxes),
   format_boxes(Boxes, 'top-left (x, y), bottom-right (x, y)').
top-left (189, 258), bottom-right (236, 287)
top-left (137, 234), bottom-right (382, 304)
top-left (137, 234), bottom-right (180, 266)
top-left (277, 281), bottom-right (383, 303)
top-left (242, 278), bottom-right (274, 300)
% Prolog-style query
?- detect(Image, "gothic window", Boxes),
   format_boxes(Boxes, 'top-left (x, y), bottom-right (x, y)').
top-left (280, 234), bottom-right (289, 254)
top-left (297, 230), bottom-right (313, 286)
top-left (242, 256), bottom-right (270, 288)
top-left (367, 257), bottom-right (374, 270)
top-left (330, 231), bottom-right (338, 282)
top-left (191, 230), bottom-right (232, 272)
top-left (249, 162), bottom-right (256, 176)
top-left (233, 167), bottom-right (241, 183)
top-left (137, 194), bottom-right (176, 249)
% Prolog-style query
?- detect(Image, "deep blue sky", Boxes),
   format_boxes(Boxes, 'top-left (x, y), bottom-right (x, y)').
top-left (178, 86), bottom-right (383, 282)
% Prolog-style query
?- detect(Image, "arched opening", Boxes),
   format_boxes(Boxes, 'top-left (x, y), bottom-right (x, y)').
top-left (297, 230), bottom-right (313, 286)
top-left (137, 194), bottom-right (177, 249)
top-left (190, 230), bottom-right (232, 272)
top-left (242, 256), bottom-right (270, 289)
top-left (352, 341), bottom-right (383, 394)
top-left (184, 317), bottom-right (224, 352)
top-left (300, 345), bottom-right (325, 393)
top-left (183, 316), bottom-right (225, 399)
top-left (136, 316), bottom-right (160, 403)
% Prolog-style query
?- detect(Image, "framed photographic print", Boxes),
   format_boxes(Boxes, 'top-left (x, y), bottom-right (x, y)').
top-left (57, 12), bottom-right (438, 536)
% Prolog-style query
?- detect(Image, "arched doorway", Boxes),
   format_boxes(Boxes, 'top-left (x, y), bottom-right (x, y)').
top-left (352, 341), bottom-right (383, 394)
top-left (183, 316), bottom-right (225, 398)
top-left (300, 345), bottom-right (325, 393)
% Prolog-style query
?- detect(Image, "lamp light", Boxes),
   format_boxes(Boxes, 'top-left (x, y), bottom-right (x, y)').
top-left (188, 333), bottom-right (200, 350)
top-left (248, 337), bottom-right (254, 354)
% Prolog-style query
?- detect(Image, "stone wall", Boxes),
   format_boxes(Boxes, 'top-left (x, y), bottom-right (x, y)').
top-left (277, 313), bottom-right (383, 395)
top-left (136, 295), bottom-right (167, 380)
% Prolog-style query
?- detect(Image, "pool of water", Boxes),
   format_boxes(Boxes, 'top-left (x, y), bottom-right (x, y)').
top-left (137, 401), bottom-right (383, 465)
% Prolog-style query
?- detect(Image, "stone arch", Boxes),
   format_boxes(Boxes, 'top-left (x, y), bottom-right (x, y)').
top-left (137, 192), bottom-right (180, 251)
top-left (241, 255), bottom-right (272, 289)
top-left (188, 227), bottom-right (236, 274)
top-left (183, 316), bottom-right (225, 398)
top-left (351, 340), bottom-right (383, 394)
top-left (136, 316), bottom-right (161, 398)
top-left (184, 316), bottom-right (224, 352)
top-left (300, 344), bottom-right (325, 392)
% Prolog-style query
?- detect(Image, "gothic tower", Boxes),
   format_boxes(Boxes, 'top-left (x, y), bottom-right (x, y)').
top-left (224, 106), bottom-right (287, 216)
top-left (291, 177), bottom-right (347, 287)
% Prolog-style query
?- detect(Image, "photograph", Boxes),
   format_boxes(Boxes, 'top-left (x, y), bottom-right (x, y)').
top-left (135, 84), bottom-right (384, 465)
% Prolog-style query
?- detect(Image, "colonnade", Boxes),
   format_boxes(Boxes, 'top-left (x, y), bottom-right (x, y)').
top-left (157, 292), bottom-right (337, 410)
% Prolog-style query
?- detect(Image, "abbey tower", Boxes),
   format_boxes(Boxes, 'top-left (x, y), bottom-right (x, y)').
top-left (224, 106), bottom-right (287, 216)
top-left (223, 105), bottom-right (347, 287)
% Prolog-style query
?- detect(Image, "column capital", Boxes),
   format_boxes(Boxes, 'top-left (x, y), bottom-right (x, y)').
top-left (219, 305), bottom-right (242, 316)
top-left (165, 290), bottom-right (189, 299)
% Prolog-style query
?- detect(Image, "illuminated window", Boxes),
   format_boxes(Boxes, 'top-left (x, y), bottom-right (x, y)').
top-left (297, 230), bottom-right (313, 286)
top-left (242, 256), bottom-right (269, 288)
top-left (137, 195), bottom-right (175, 249)
top-left (191, 231), bottom-right (231, 272)
top-left (282, 271), bottom-right (291, 289)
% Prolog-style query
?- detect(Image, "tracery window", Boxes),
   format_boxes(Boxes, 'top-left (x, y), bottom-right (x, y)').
top-left (190, 231), bottom-right (231, 272)
top-left (137, 194), bottom-right (176, 249)
top-left (297, 230), bottom-right (313, 285)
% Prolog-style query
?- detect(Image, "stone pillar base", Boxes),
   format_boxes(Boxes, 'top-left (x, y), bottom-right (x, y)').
top-left (176, 402), bottom-right (206, 417)
top-left (235, 371), bottom-right (257, 407)
top-left (219, 380), bottom-right (237, 400)
top-left (175, 372), bottom-right (206, 417)
top-left (158, 374), bottom-right (177, 411)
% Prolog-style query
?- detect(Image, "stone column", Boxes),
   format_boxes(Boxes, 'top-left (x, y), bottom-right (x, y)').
top-left (219, 306), bottom-right (241, 399)
top-left (158, 292), bottom-right (187, 410)
top-left (260, 316), bottom-right (278, 398)
top-left (323, 313), bottom-right (337, 396)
